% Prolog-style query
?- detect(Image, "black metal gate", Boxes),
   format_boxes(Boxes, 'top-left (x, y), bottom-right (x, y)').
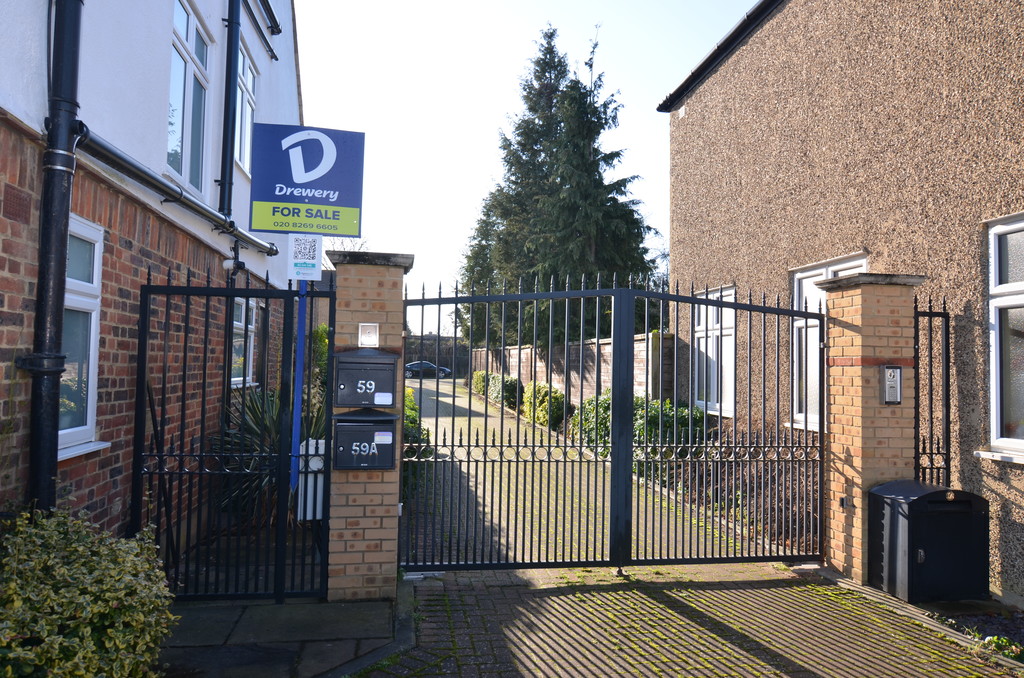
top-left (914, 297), bottom-right (951, 486)
top-left (130, 271), bottom-right (335, 600)
top-left (400, 280), bottom-right (825, 570)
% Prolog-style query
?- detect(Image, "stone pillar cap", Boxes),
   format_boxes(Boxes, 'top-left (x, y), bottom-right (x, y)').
top-left (815, 273), bottom-right (926, 292)
top-left (327, 250), bottom-right (415, 273)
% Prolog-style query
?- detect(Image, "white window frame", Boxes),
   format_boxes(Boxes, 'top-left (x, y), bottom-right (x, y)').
top-left (987, 217), bottom-right (1024, 456)
top-left (791, 254), bottom-right (867, 430)
top-left (693, 286), bottom-right (735, 418)
top-left (231, 298), bottom-right (260, 387)
top-left (235, 44), bottom-right (257, 173)
top-left (59, 215), bottom-right (108, 460)
top-left (168, 0), bottom-right (211, 191)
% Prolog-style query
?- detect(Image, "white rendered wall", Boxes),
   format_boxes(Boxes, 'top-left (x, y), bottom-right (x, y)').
top-left (2, 0), bottom-right (303, 288)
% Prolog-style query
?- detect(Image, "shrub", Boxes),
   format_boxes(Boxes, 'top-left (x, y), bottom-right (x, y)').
top-left (487, 374), bottom-right (522, 410)
top-left (471, 370), bottom-right (489, 395)
top-left (521, 382), bottom-right (566, 428)
top-left (403, 386), bottom-right (432, 458)
top-left (0, 510), bottom-right (177, 676)
top-left (567, 390), bottom-right (703, 458)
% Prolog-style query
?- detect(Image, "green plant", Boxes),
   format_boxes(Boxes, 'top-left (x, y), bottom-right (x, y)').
top-left (521, 381), bottom-right (566, 429)
top-left (209, 388), bottom-right (283, 522)
top-left (567, 390), bottom-right (704, 459)
top-left (486, 374), bottom-right (522, 410)
top-left (978, 634), bottom-right (1024, 662)
top-left (471, 370), bottom-right (489, 395)
top-left (934, 615), bottom-right (1024, 663)
top-left (403, 387), bottom-right (432, 458)
top-left (301, 323), bottom-right (331, 440)
top-left (0, 510), bottom-right (177, 676)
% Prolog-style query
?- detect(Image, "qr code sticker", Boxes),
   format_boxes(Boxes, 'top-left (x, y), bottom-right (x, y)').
top-left (292, 237), bottom-right (318, 262)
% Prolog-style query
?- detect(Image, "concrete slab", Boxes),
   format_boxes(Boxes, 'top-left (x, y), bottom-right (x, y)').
top-left (166, 605), bottom-right (243, 647)
top-left (294, 639), bottom-right (358, 678)
top-left (228, 600), bottom-right (392, 644)
top-left (161, 642), bottom-right (299, 678)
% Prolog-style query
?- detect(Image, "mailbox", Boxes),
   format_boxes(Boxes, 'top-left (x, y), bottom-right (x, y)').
top-left (333, 408), bottom-right (399, 470)
top-left (334, 348), bottom-right (398, 408)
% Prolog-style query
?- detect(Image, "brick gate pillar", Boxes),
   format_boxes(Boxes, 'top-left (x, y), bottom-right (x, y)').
top-left (326, 251), bottom-right (413, 601)
top-left (816, 273), bottom-right (925, 584)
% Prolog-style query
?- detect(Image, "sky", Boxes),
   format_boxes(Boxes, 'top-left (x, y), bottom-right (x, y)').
top-left (294, 0), bottom-right (758, 295)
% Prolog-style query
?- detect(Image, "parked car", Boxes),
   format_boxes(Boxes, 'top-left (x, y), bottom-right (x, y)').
top-left (405, 361), bottom-right (452, 379)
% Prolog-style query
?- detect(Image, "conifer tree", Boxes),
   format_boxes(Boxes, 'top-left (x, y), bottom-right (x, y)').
top-left (461, 27), bottom-right (651, 290)
top-left (459, 27), bottom-right (653, 345)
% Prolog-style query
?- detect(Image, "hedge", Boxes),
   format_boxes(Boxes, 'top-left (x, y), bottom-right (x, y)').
top-left (520, 381), bottom-right (566, 429)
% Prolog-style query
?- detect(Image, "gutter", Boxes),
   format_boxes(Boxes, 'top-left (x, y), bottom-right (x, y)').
top-left (79, 130), bottom-right (279, 256)
top-left (257, 0), bottom-right (282, 34)
top-left (243, 0), bottom-right (278, 60)
top-left (657, 0), bottom-right (786, 113)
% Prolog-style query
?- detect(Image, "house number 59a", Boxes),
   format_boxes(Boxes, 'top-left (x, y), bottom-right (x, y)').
top-left (356, 380), bottom-right (376, 393)
top-left (351, 442), bottom-right (379, 456)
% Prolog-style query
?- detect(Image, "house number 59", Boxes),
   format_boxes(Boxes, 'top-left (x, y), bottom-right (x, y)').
top-left (356, 380), bottom-right (376, 393)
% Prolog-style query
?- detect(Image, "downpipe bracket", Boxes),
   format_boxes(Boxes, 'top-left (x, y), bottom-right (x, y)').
top-left (16, 352), bottom-right (67, 376)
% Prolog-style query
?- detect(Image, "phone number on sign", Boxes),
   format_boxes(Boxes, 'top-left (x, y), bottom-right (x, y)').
top-left (273, 221), bottom-right (337, 231)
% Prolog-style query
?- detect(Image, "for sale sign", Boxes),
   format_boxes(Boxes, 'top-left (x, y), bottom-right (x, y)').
top-left (249, 123), bottom-right (364, 236)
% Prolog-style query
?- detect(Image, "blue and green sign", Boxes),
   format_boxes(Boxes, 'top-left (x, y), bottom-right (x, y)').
top-left (249, 123), bottom-right (364, 236)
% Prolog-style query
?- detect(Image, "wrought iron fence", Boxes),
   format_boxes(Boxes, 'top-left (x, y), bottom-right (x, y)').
top-left (401, 279), bottom-right (825, 570)
top-left (131, 270), bottom-right (334, 600)
top-left (914, 297), bottom-right (951, 486)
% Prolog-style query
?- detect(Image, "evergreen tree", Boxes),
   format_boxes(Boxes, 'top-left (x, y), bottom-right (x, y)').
top-left (459, 27), bottom-right (654, 345)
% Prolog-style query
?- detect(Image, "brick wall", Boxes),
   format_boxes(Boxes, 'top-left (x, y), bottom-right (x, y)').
top-left (821, 274), bottom-right (922, 583)
top-left (0, 112), bottom-right (242, 533)
top-left (471, 332), bottom-right (680, 403)
top-left (327, 251), bottom-right (411, 601)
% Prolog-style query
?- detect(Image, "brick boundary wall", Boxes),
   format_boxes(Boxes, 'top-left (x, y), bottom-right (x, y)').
top-left (326, 251), bottom-right (412, 601)
top-left (818, 273), bottom-right (925, 583)
top-left (470, 332), bottom-right (679, 403)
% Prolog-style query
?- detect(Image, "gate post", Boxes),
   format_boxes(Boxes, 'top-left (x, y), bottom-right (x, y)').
top-left (327, 251), bottom-right (413, 601)
top-left (816, 273), bottom-right (925, 584)
top-left (609, 288), bottom-right (635, 568)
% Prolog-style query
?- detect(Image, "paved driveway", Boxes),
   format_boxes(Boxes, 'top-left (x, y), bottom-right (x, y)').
top-left (358, 563), bottom-right (1017, 677)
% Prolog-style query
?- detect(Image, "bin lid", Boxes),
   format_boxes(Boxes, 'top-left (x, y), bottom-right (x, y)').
top-left (870, 479), bottom-right (988, 510)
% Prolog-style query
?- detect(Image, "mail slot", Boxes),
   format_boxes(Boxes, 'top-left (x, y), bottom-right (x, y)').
top-left (334, 348), bottom-right (398, 408)
top-left (333, 408), bottom-right (399, 470)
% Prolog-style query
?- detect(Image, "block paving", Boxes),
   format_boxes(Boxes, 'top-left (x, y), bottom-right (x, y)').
top-left (359, 563), bottom-right (1019, 677)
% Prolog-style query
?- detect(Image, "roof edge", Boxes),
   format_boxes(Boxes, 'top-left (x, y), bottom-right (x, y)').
top-left (657, 0), bottom-right (787, 113)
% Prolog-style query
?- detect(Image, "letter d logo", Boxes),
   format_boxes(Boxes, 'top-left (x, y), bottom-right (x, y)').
top-left (281, 130), bottom-right (337, 184)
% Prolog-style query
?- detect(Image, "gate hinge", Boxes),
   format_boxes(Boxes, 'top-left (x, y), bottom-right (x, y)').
top-left (15, 352), bottom-right (66, 375)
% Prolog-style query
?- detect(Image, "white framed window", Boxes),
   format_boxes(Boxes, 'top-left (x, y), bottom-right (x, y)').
top-left (231, 298), bottom-right (260, 386)
top-left (791, 254), bottom-right (867, 430)
top-left (988, 217), bottom-right (1024, 453)
top-left (167, 0), bottom-right (210, 190)
top-left (60, 216), bottom-right (107, 459)
top-left (235, 45), bottom-right (257, 172)
top-left (693, 287), bottom-right (735, 418)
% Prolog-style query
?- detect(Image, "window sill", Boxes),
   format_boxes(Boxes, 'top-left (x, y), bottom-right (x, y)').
top-left (974, 448), bottom-right (1024, 465)
top-left (58, 440), bottom-right (111, 463)
top-left (231, 380), bottom-right (261, 390)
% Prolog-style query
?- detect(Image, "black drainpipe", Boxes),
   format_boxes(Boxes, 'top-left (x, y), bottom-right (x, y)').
top-left (19, 0), bottom-right (85, 509)
top-left (219, 0), bottom-right (242, 219)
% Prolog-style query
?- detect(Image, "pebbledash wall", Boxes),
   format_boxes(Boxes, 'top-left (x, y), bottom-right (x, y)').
top-left (661, 0), bottom-right (1024, 602)
top-left (0, 113), bottom-right (242, 532)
